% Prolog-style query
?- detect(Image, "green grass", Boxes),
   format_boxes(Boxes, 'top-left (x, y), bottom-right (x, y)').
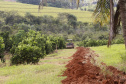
top-left (0, 1), bottom-right (93, 22)
top-left (0, 49), bottom-right (76, 84)
top-left (91, 44), bottom-right (126, 72)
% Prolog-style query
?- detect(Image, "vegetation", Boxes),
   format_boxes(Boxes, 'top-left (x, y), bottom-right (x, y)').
top-left (78, 39), bottom-right (124, 47)
top-left (17, 0), bottom-right (70, 8)
top-left (91, 44), bottom-right (126, 72)
top-left (0, 0), bottom-right (126, 83)
top-left (0, 10), bottom-right (113, 40)
top-left (92, 0), bottom-right (126, 47)
top-left (0, 36), bottom-right (5, 63)
top-left (0, 1), bottom-right (124, 65)
top-left (0, 49), bottom-right (76, 84)
top-left (11, 44), bottom-right (42, 64)
top-left (0, 30), bottom-right (65, 65)
top-left (17, 0), bottom-right (40, 5)
top-left (1, 6), bottom-right (119, 65)
top-left (0, 1), bottom-right (92, 23)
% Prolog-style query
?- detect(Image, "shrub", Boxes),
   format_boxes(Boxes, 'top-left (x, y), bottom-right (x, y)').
top-left (0, 32), bottom-right (13, 51)
top-left (58, 37), bottom-right (66, 49)
top-left (10, 30), bottom-right (66, 65)
top-left (5, 11), bottom-right (24, 25)
top-left (45, 40), bottom-right (53, 54)
top-left (11, 44), bottom-right (43, 65)
top-left (1, 25), bottom-right (12, 33)
top-left (18, 23), bottom-right (31, 32)
top-left (0, 36), bottom-right (5, 62)
top-left (49, 36), bottom-right (66, 50)
top-left (12, 30), bottom-right (26, 46)
top-left (113, 39), bottom-right (124, 44)
top-left (78, 39), bottom-right (124, 47)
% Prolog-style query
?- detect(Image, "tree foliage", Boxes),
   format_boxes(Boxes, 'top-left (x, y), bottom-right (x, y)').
top-left (10, 30), bottom-right (66, 65)
top-left (0, 36), bottom-right (5, 62)
top-left (11, 44), bottom-right (42, 64)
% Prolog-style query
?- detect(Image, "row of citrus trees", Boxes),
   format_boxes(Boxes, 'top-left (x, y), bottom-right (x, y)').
top-left (0, 30), bottom-right (66, 65)
top-left (78, 39), bottom-right (124, 47)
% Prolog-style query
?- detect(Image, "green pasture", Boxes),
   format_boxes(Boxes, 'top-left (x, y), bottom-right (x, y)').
top-left (0, 1), bottom-right (93, 22)
top-left (91, 44), bottom-right (126, 72)
top-left (0, 49), bottom-right (76, 84)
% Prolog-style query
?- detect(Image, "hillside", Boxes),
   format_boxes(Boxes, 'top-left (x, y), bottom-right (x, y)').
top-left (0, 1), bottom-right (93, 22)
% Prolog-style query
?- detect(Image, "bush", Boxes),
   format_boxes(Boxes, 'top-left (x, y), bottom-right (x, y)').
top-left (11, 44), bottom-right (43, 65)
top-left (78, 39), bottom-right (108, 47)
top-left (0, 36), bottom-right (5, 62)
top-left (113, 39), bottom-right (124, 44)
top-left (18, 23), bottom-right (31, 32)
top-left (1, 25), bottom-right (12, 33)
top-left (12, 30), bottom-right (26, 46)
top-left (5, 12), bottom-right (24, 25)
top-left (58, 37), bottom-right (66, 49)
top-left (0, 32), bottom-right (13, 51)
top-left (45, 40), bottom-right (53, 54)
top-left (10, 30), bottom-right (66, 65)
top-left (78, 39), bottom-right (124, 47)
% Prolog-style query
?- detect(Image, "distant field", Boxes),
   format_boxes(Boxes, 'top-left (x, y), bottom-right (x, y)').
top-left (91, 44), bottom-right (126, 72)
top-left (0, 1), bottom-right (93, 22)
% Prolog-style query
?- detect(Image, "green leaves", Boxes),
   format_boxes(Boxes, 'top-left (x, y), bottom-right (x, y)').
top-left (10, 30), bottom-right (66, 65)
top-left (0, 36), bottom-right (5, 63)
top-left (78, 39), bottom-right (124, 47)
top-left (93, 0), bottom-right (110, 26)
top-left (11, 44), bottom-right (42, 64)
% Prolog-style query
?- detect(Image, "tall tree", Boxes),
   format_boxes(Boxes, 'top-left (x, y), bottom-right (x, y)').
top-left (119, 0), bottom-right (126, 47)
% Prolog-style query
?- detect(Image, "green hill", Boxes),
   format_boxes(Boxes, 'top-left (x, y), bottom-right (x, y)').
top-left (0, 1), bottom-right (93, 22)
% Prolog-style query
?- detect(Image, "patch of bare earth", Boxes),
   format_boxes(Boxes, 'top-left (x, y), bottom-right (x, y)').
top-left (38, 52), bottom-right (72, 65)
top-left (0, 76), bottom-right (9, 84)
top-left (62, 47), bottom-right (126, 84)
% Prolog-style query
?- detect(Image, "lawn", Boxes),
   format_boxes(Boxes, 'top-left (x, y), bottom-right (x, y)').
top-left (0, 49), bottom-right (76, 84)
top-left (91, 44), bottom-right (126, 72)
top-left (0, 1), bottom-right (93, 22)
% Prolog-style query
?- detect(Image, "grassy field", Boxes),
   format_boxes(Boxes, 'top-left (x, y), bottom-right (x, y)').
top-left (1, 44), bottom-right (126, 83)
top-left (91, 44), bottom-right (126, 72)
top-left (0, 1), bottom-right (93, 22)
top-left (0, 49), bottom-right (76, 84)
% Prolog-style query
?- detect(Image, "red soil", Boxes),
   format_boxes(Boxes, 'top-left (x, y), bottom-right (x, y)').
top-left (62, 47), bottom-right (126, 84)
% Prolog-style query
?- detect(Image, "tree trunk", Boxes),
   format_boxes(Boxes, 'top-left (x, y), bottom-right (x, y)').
top-left (108, 0), bottom-right (114, 47)
top-left (119, 0), bottom-right (126, 47)
top-left (113, 3), bottom-right (120, 36)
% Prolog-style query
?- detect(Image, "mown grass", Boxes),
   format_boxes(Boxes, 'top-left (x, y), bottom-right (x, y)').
top-left (0, 49), bottom-right (76, 84)
top-left (91, 44), bottom-right (126, 72)
top-left (0, 1), bottom-right (93, 22)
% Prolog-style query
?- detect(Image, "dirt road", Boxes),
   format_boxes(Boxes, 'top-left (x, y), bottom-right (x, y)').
top-left (62, 47), bottom-right (126, 84)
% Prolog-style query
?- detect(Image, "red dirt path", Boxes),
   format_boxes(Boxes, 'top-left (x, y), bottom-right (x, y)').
top-left (62, 47), bottom-right (126, 84)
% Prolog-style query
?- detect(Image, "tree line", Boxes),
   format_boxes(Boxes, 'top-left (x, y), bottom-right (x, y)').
top-left (0, 10), bottom-right (123, 65)
top-left (17, 0), bottom-right (70, 8)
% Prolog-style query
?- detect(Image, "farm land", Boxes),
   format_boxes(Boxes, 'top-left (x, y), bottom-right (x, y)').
top-left (0, 0), bottom-right (126, 84)
top-left (1, 44), bottom-right (126, 83)
top-left (0, 1), bottom-right (93, 23)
